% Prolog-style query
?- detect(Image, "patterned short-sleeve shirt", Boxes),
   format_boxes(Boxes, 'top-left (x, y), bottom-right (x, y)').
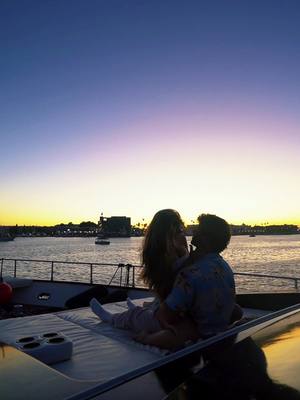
top-left (165, 253), bottom-right (235, 337)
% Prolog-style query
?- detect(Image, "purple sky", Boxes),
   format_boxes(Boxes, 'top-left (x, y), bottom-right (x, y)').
top-left (1, 1), bottom-right (299, 225)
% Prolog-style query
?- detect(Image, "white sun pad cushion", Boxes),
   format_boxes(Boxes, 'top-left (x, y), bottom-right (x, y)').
top-left (0, 301), bottom-right (165, 381)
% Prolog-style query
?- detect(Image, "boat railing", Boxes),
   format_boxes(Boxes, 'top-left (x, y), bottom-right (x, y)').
top-left (0, 258), bottom-right (138, 287)
top-left (234, 271), bottom-right (300, 291)
top-left (1, 257), bottom-right (300, 291)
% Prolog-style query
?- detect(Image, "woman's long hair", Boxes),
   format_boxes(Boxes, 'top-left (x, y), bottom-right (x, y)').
top-left (140, 209), bottom-right (185, 300)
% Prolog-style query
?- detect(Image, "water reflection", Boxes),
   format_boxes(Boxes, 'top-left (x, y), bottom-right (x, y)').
top-left (174, 331), bottom-right (300, 399)
top-left (0, 235), bottom-right (300, 288)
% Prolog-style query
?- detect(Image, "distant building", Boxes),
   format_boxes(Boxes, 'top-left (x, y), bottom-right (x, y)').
top-left (230, 224), bottom-right (299, 235)
top-left (185, 225), bottom-right (197, 236)
top-left (98, 215), bottom-right (131, 237)
top-left (230, 224), bottom-right (252, 235)
top-left (185, 223), bottom-right (299, 236)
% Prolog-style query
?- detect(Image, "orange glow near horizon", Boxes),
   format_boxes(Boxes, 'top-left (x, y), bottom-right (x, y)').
top-left (1, 117), bottom-right (299, 228)
top-left (1, 208), bottom-right (299, 228)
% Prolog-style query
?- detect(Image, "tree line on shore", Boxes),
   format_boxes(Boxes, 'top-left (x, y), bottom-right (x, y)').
top-left (1, 221), bottom-right (299, 237)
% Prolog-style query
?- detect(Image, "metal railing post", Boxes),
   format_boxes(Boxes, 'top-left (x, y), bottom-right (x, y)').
top-left (50, 261), bottom-right (54, 281)
top-left (295, 279), bottom-right (298, 291)
top-left (132, 265), bottom-right (135, 287)
top-left (14, 259), bottom-right (17, 277)
top-left (120, 264), bottom-right (123, 286)
top-left (90, 264), bottom-right (93, 284)
top-left (125, 264), bottom-right (131, 287)
top-left (0, 258), bottom-right (3, 279)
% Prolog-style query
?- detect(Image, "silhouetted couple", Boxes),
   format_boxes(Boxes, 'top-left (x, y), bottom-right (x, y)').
top-left (91, 210), bottom-right (241, 350)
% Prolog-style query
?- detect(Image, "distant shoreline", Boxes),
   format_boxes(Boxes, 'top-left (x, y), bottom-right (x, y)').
top-left (7, 232), bottom-right (300, 239)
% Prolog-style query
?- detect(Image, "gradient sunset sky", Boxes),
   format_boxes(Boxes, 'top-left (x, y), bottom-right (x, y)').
top-left (1, 1), bottom-right (299, 226)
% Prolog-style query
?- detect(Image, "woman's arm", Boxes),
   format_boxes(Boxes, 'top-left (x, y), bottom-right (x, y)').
top-left (134, 316), bottom-right (198, 350)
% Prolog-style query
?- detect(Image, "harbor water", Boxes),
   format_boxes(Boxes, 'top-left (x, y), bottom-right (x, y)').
top-left (1, 235), bottom-right (300, 292)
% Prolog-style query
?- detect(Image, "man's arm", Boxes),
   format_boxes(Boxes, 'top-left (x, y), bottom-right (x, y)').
top-left (155, 302), bottom-right (181, 328)
top-left (156, 269), bottom-right (194, 328)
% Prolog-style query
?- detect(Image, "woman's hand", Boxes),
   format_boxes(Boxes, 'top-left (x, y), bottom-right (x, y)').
top-left (133, 331), bottom-right (149, 344)
top-left (133, 329), bottom-right (179, 350)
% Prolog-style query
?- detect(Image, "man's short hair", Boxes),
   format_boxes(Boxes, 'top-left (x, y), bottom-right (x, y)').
top-left (192, 214), bottom-right (231, 253)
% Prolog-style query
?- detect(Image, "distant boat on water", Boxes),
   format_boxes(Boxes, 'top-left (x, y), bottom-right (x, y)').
top-left (95, 237), bottom-right (110, 245)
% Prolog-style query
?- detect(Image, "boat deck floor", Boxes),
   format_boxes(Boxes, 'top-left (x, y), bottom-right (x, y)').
top-left (0, 298), bottom-right (271, 382)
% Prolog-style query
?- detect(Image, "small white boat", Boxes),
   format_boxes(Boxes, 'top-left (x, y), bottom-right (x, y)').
top-left (95, 238), bottom-right (110, 245)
